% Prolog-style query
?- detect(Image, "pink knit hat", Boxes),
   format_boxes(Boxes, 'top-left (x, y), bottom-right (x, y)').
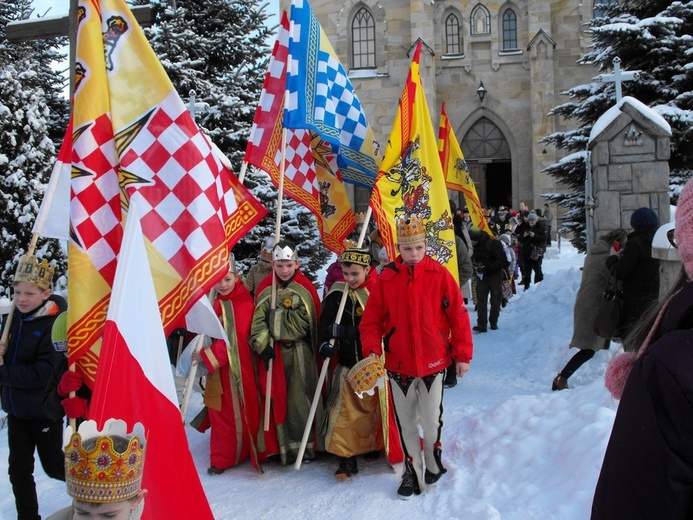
top-left (675, 179), bottom-right (693, 279)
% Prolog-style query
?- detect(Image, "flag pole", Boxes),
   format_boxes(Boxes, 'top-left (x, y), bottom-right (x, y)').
top-left (238, 161), bottom-right (248, 184)
top-left (264, 126), bottom-right (288, 432)
top-left (295, 206), bottom-right (373, 469)
top-left (180, 289), bottom-right (218, 423)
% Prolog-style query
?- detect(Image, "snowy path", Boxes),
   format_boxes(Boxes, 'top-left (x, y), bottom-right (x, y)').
top-left (0, 244), bottom-right (621, 519)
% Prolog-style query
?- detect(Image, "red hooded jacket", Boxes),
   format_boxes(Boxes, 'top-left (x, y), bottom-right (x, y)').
top-left (359, 255), bottom-right (473, 378)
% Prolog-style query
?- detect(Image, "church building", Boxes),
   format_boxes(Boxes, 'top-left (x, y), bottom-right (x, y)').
top-left (305, 0), bottom-right (618, 211)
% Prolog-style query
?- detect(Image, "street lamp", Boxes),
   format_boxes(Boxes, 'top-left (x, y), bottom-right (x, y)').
top-left (476, 80), bottom-right (487, 104)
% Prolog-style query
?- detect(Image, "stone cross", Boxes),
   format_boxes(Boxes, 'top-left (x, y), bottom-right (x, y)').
top-left (186, 90), bottom-right (209, 122)
top-left (593, 57), bottom-right (641, 102)
top-left (5, 0), bottom-right (153, 101)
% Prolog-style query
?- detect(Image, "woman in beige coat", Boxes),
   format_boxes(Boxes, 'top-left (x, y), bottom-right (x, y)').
top-left (552, 228), bottom-right (628, 390)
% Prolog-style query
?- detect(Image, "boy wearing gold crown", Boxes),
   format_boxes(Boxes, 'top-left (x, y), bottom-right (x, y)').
top-left (242, 236), bottom-right (275, 298)
top-left (360, 215), bottom-right (474, 499)
top-left (191, 254), bottom-right (262, 475)
top-left (1, 255), bottom-right (67, 519)
top-left (249, 239), bottom-right (323, 465)
top-left (318, 247), bottom-right (384, 479)
top-left (47, 420), bottom-right (147, 520)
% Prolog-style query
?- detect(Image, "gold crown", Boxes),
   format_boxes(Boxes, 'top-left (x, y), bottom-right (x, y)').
top-left (354, 212), bottom-right (366, 224)
top-left (260, 237), bottom-right (275, 262)
top-left (341, 248), bottom-right (371, 267)
top-left (342, 238), bottom-right (358, 251)
top-left (346, 356), bottom-right (387, 398)
top-left (64, 420), bottom-right (146, 504)
top-left (14, 254), bottom-right (55, 290)
top-left (396, 215), bottom-right (426, 245)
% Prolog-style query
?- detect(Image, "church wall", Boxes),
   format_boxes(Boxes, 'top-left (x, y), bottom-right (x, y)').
top-left (297, 0), bottom-right (599, 211)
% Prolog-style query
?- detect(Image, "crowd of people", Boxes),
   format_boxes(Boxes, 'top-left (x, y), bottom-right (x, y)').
top-left (5, 184), bottom-right (693, 517)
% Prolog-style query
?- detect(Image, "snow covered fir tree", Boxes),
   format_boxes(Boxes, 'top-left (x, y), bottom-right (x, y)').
top-left (0, 0), bottom-right (69, 296)
top-left (543, 0), bottom-right (693, 251)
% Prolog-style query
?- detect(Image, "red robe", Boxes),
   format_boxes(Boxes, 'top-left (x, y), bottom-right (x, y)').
top-left (199, 283), bottom-right (261, 472)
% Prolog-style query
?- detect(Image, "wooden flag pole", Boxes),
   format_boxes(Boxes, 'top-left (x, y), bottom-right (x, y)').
top-left (264, 126), bottom-right (288, 432)
top-left (238, 161), bottom-right (248, 184)
top-left (294, 207), bottom-right (373, 469)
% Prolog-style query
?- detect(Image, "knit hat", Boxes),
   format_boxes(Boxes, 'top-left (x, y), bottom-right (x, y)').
top-left (630, 207), bottom-right (659, 231)
top-left (498, 233), bottom-right (511, 246)
top-left (527, 212), bottom-right (539, 222)
top-left (675, 179), bottom-right (693, 279)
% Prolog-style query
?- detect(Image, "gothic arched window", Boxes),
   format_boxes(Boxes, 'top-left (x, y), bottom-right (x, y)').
top-left (470, 4), bottom-right (491, 35)
top-left (351, 7), bottom-right (376, 69)
top-left (502, 9), bottom-right (517, 49)
top-left (445, 13), bottom-right (462, 54)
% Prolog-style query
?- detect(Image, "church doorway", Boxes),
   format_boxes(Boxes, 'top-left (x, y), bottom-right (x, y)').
top-left (461, 116), bottom-right (512, 209)
top-left (485, 161), bottom-right (511, 209)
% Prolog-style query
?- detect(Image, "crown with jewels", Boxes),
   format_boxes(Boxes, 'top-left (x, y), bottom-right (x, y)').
top-left (396, 215), bottom-right (426, 245)
top-left (342, 238), bottom-right (358, 251)
top-left (259, 237), bottom-right (275, 262)
top-left (341, 248), bottom-right (371, 267)
top-left (14, 254), bottom-right (55, 290)
top-left (272, 243), bottom-right (298, 262)
top-left (354, 212), bottom-right (366, 225)
top-left (64, 420), bottom-right (146, 503)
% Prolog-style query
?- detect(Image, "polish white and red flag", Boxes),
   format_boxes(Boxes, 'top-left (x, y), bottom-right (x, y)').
top-left (88, 200), bottom-right (213, 519)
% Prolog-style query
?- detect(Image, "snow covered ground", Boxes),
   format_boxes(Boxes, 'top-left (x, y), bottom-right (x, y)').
top-left (0, 241), bottom-right (621, 520)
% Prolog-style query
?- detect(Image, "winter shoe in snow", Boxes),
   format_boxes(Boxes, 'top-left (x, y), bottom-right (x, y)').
top-left (335, 457), bottom-right (358, 479)
top-left (207, 466), bottom-right (225, 476)
top-left (424, 468), bottom-right (447, 485)
top-left (363, 450), bottom-right (380, 462)
top-left (490, 322), bottom-right (498, 330)
top-left (552, 374), bottom-right (569, 391)
top-left (472, 325), bottom-right (487, 333)
top-left (397, 460), bottom-right (421, 500)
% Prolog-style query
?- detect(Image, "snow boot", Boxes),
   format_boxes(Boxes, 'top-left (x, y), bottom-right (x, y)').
top-left (207, 466), bottom-right (225, 476)
top-left (397, 459), bottom-right (421, 500)
top-left (335, 457), bottom-right (358, 479)
top-left (552, 374), bottom-right (569, 391)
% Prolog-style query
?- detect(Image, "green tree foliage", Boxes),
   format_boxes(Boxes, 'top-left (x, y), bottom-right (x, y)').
top-left (0, 0), bottom-right (69, 295)
top-left (543, 0), bottom-right (693, 251)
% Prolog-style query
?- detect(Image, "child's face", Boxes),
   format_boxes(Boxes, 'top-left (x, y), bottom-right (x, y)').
top-left (273, 260), bottom-right (299, 281)
top-left (215, 272), bottom-right (238, 296)
top-left (397, 241), bottom-right (426, 265)
top-left (341, 264), bottom-right (370, 289)
top-left (12, 282), bottom-right (51, 314)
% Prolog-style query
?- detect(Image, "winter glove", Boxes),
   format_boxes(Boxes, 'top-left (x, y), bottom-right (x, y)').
top-left (57, 370), bottom-right (84, 397)
top-left (61, 396), bottom-right (89, 419)
top-left (475, 264), bottom-right (486, 275)
top-left (259, 346), bottom-right (275, 370)
top-left (319, 341), bottom-right (337, 358)
top-left (171, 327), bottom-right (188, 339)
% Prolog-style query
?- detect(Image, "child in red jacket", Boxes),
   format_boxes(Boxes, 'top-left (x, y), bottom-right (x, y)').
top-left (360, 215), bottom-right (474, 499)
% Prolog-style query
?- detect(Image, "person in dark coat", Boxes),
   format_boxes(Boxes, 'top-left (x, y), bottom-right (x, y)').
top-left (552, 228), bottom-right (628, 391)
top-left (605, 207), bottom-right (660, 342)
top-left (0, 255), bottom-right (67, 520)
top-left (470, 229), bottom-right (508, 332)
top-left (518, 212), bottom-right (547, 290)
top-left (592, 180), bottom-right (693, 519)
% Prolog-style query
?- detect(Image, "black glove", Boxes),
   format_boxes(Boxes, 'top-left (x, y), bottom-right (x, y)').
top-left (259, 346), bottom-right (275, 370)
top-left (476, 264), bottom-right (486, 274)
top-left (319, 341), bottom-right (337, 358)
top-left (171, 328), bottom-right (188, 339)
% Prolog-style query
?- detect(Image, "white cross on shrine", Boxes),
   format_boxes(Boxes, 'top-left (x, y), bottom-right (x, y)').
top-left (186, 90), bottom-right (209, 122)
top-left (593, 57), bottom-right (641, 102)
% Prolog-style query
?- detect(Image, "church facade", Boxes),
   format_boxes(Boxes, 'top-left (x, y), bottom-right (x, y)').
top-left (304, 0), bottom-right (616, 212)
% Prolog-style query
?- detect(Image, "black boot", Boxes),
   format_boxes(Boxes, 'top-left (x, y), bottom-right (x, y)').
top-left (335, 457), bottom-right (358, 479)
top-left (397, 459), bottom-right (421, 500)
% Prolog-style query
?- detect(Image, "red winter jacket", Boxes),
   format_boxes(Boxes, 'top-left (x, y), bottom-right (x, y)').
top-left (359, 255), bottom-right (473, 378)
